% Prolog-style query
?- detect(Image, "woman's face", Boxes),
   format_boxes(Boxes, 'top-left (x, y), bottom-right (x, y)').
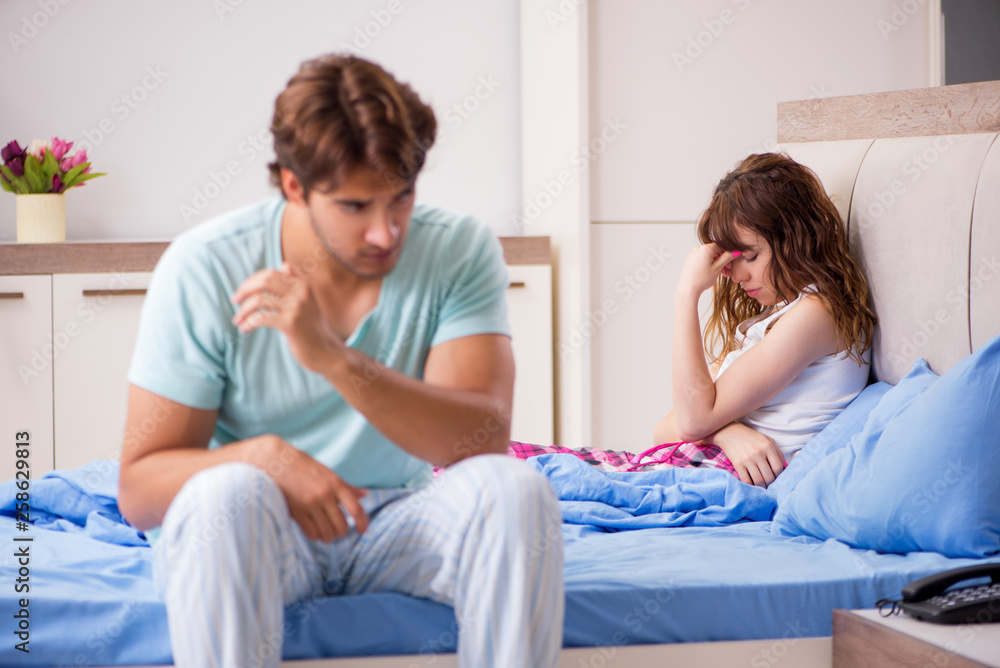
top-left (720, 225), bottom-right (784, 306)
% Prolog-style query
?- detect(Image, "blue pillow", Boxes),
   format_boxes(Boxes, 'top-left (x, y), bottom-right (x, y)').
top-left (770, 349), bottom-right (1000, 554)
top-left (767, 380), bottom-right (891, 505)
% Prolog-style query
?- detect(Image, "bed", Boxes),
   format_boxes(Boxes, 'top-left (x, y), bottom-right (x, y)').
top-left (2, 80), bottom-right (999, 668)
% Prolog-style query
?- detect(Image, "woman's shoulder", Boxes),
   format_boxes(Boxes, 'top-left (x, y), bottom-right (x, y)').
top-left (775, 291), bottom-right (835, 326)
top-left (745, 290), bottom-right (826, 336)
top-left (766, 292), bottom-right (840, 355)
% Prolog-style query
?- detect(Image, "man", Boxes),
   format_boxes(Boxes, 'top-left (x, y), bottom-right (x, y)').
top-left (118, 53), bottom-right (564, 668)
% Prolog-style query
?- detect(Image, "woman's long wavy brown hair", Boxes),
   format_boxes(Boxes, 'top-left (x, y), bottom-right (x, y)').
top-left (698, 153), bottom-right (876, 365)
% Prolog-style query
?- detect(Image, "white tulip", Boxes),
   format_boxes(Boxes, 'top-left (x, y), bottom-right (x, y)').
top-left (27, 138), bottom-right (50, 160)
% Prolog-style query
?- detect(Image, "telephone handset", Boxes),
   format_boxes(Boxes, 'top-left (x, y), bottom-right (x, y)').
top-left (878, 563), bottom-right (1000, 625)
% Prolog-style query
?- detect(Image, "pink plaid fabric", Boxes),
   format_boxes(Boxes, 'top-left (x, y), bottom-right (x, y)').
top-left (507, 440), bottom-right (739, 477)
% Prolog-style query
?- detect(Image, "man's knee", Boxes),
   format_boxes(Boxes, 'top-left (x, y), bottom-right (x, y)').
top-left (453, 454), bottom-right (559, 512)
top-left (161, 462), bottom-right (285, 548)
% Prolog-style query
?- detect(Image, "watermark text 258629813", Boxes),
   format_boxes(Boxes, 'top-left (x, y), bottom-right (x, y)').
top-left (13, 430), bottom-right (32, 654)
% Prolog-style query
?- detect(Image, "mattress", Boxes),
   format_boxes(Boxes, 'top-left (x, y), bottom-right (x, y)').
top-left (0, 462), bottom-right (994, 667)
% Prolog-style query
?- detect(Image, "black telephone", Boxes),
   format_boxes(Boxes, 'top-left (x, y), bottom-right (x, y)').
top-left (882, 563), bottom-right (1000, 625)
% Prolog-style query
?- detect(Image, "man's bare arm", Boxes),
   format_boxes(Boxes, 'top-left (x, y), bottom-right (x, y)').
top-left (118, 385), bottom-right (250, 531)
top-left (117, 385), bottom-right (368, 541)
top-left (231, 265), bottom-right (515, 468)
top-left (319, 333), bottom-right (515, 467)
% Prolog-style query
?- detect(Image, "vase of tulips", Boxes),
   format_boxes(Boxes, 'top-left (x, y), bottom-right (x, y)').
top-left (1, 138), bottom-right (106, 243)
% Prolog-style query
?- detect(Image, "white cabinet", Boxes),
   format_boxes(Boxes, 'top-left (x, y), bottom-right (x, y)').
top-left (507, 264), bottom-right (554, 445)
top-left (52, 272), bottom-right (151, 470)
top-left (0, 271), bottom-right (149, 481)
top-left (0, 276), bottom-right (55, 483)
top-left (0, 239), bottom-right (553, 478)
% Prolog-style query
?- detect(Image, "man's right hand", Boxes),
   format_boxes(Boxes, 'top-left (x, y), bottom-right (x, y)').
top-left (260, 435), bottom-right (370, 542)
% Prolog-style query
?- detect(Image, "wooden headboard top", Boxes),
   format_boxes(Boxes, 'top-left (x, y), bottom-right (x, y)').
top-left (777, 80), bottom-right (1000, 143)
top-left (775, 81), bottom-right (1000, 384)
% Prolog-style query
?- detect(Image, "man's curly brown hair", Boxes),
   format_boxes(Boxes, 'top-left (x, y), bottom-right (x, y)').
top-left (268, 54), bottom-right (437, 198)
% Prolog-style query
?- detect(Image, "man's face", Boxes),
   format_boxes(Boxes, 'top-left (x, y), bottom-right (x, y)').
top-left (300, 167), bottom-right (416, 280)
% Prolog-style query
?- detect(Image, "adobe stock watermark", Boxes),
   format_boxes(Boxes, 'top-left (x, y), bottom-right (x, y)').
top-left (857, 135), bottom-right (957, 227)
top-left (511, 116), bottom-right (627, 230)
top-left (410, 612), bottom-right (478, 665)
top-left (71, 392), bottom-right (181, 492)
top-left (886, 253), bottom-right (999, 368)
top-left (178, 550), bottom-right (334, 667)
top-left (119, 393), bottom-right (180, 460)
top-left (952, 598), bottom-right (1000, 641)
top-left (244, 591), bottom-right (337, 668)
top-left (441, 75), bottom-right (502, 136)
top-left (16, 273), bottom-right (138, 387)
top-left (559, 244), bottom-right (671, 361)
top-left (185, 460), bottom-right (277, 552)
top-left (336, 0), bottom-right (405, 53)
top-left (75, 599), bottom-right (143, 666)
top-left (389, 408), bottom-right (512, 522)
top-left (50, 598), bottom-right (145, 667)
top-left (76, 65), bottom-right (170, 155)
top-left (571, 580), bottom-right (680, 668)
top-left (343, 275), bottom-right (466, 395)
top-left (386, 73), bottom-right (502, 186)
top-left (672, 0), bottom-right (753, 73)
top-left (751, 84), bottom-right (834, 156)
top-left (750, 619), bottom-right (809, 667)
top-left (575, 579), bottom-right (679, 668)
top-left (877, 0), bottom-right (928, 40)
top-left (212, 0), bottom-right (243, 20)
top-left (872, 458), bottom-right (970, 554)
top-left (178, 126), bottom-right (272, 224)
top-left (7, 0), bottom-right (72, 53)
top-left (544, 0), bottom-right (584, 30)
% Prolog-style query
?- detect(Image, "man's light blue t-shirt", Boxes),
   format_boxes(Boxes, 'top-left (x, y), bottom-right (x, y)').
top-left (128, 197), bottom-right (511, 508)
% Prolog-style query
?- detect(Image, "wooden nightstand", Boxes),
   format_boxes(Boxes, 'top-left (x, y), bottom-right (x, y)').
top-left (833, 609), bottom-right (1000, 667)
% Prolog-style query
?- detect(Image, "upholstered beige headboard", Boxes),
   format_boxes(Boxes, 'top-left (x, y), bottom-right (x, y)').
top-left (775, 81), bottom-right (1000, 385)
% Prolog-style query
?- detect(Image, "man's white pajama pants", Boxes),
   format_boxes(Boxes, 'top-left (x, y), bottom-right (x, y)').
top-left (151, 454), bottom-right (564, 667)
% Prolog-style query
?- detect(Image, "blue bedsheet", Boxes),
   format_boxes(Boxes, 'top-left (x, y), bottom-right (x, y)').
top-left (1, 459), bottom-right (996, 666)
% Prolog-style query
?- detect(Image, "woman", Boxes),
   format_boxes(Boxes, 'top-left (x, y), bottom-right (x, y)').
top-left (648, 152), bottom-right (876, 486)
top-left (510, 153), bottom-right (877, 488)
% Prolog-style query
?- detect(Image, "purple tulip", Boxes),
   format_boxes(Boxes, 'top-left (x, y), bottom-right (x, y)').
top-left (8, 158), bottom-right (24, 177)
top-left (51, 174), bottom-right (64, 193)
top-left (2, 140), bottom-right (25, 164)
top-left (51, 137), bottom-right (73, 162)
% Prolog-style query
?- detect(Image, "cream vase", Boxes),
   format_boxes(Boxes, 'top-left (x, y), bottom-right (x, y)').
top-left (16, 193), bottom-right (66, 243)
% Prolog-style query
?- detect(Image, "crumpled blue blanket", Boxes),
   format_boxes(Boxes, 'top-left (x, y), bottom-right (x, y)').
top-left (0, 454), bottom-right (773, 545)
top-left (525, 453), bottom-right (775, 529)
top-left (0, 460), bottom-right (146, 546)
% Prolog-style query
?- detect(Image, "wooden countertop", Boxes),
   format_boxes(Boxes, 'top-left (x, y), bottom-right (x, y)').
top-left (0, 236), bottom-right (550, 275)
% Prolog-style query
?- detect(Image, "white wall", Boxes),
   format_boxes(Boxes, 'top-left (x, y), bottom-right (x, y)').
top-left (2, 0), bottom-right (942, 449)
top-left (588, 0), bottom-right (936, 449)
top-left (520, 0), bottom-right (591, 447)
top-left (591, 0), bottom-right (935, 224)
top-left (0, 0), bottom-right (521, 241)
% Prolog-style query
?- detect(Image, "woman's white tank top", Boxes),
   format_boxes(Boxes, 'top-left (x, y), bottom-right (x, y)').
top-left (715, 288), bottom-right (870, 460)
